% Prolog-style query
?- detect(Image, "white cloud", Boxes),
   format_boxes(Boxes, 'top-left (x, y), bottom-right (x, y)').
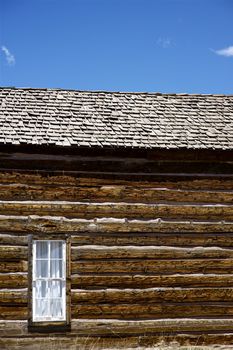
top-left (214, 46), bottom-right (233, 57)
top-left (1, 45), bottom-right (15, 65)
top-left (157, 37), bottom-right (172, 49)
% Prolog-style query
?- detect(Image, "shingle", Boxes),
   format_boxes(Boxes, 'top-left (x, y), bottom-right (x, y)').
top-left (0, 87), bottom-right (232, 150)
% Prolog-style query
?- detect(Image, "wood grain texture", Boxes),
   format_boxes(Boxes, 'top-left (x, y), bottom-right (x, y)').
top-left (71, 258), bottom-right (233, 274)
top-left (0, 273), bottom-right (27, 289)
top-left (71, 232), bottom-right (233, 247)
top-left (0, 261), bottom-right (27, 273)
top-left (71, 287), bottom-right (233, 303)
top-left (71, 274), bottom-right (233, 288)
top-left (72, 246), bottom-right (233, 260)
top-left (1, 215), bottom-right (233, 233)
top-left (72, 302), bottom-right (233, 319)
top-left (0, 246), bottom-right (27, 260)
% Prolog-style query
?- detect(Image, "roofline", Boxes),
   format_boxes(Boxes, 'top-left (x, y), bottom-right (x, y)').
top-left (0, 86), bottom-right (233, 97)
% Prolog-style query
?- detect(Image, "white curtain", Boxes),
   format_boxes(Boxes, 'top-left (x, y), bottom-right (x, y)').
top-left (34, 241), bottom-right (64, 319)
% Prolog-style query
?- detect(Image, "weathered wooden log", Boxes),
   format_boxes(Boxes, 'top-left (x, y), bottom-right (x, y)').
top-left (0, 246), bottom-right (27, 261)
top-left (1, 183), bottom-right (233, 204)
top-left (71, 258), bottom-right (233, 274)
top-left (0, 261), bottom-right (28, 273)
top-left (0, 273), bottom-right (27, 289)
top-left (0, 172), bottom-right (233, 190)
top-left (72, 246), bottom-right (233, 260)
top-left (2, 333), bottom-right (233, 349)
top-left (0, 289), bottom-right (27, 305)
top-left (71, 287), bottom-right (233, 303)
top-left (71, 302), bottom-right (233, 319)
top-left (71, 233), bottom-right (233, 247)
top-left (1, 201), bottom-right (233, 220)
top-left (1, 215), bottom-right (233, 233)
top-left (0, 234), bottom-right (28, 246)
top-left (2, 318), bottom-right (233, 337)
top-left (71, 274), bottom-right (233, 288)
top-left (0, 306), bottom-right (27, 319)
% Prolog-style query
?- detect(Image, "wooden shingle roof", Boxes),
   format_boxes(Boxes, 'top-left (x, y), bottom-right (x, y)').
top-left (0, 87), bottom-right (232, 150)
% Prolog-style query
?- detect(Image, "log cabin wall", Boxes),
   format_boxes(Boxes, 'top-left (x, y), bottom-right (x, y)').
top-left (1, 148), bottom-right (233, 349)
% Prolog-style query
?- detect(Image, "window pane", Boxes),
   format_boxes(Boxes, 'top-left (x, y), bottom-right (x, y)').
top-left (36, 241), bottom-right (48, 259)
top-left (50, 280), bottom-right (63, 298)
top-left (35, 299), bottom-right (49, 317)
top-left (36, 260), bottom-right (48, 278)
top-left (35, 280), bottom-right (48, 299)
top-left (50, 260), bottom-right (62, 278)
top-left (50, 299), bottom-right (63, 318)
top-left (51, 241), bottom-right (63, 259)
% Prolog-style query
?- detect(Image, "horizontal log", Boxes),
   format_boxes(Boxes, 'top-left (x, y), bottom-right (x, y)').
top-left (0, 261), bottom-right (27, 273)
top-left (0, 306), bottom-right (27, 319)
top-left (0, 290), bottom-right (27, 305)
top-left (2, 215), bottom-right (233, 233)
top-left (72, 302), bottom-right (233, 319)
top-left (2, 334), bottom-right (233, 348)
top-left (71, 233), bottom-right (233, 247)
top-left (72, 274), bottom-right (233, 288)
top-left (1, 201), bottom-right (233, 220)
top-left (0, 234), bottom-right (28, 246)
top-left (72, 287), bottom-right (233, 304)
top-left (0, 246), bottom-right (27, 261)
top-left (2, 319), bottom-right (233, 337)
top-left (0, 273), bottom-right (27, 289)
top-left (1, 183), bottom-right (233, 204)
top-left (71, 258), bottom-right (233, 275)
top-left (72, 246), bottom-right (233, 260)
top-left (0, 172), bottom-right (233, 190)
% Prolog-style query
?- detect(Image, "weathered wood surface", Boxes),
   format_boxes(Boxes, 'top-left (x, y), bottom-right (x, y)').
top-left (1, 183), bottom-right (233, 204)
top-left (0, 273), bottom-right (27, 288)
top-left (0, 289), bottom-right (27, 305)
top-left (0, 261), bottom-right (27, 273)
top-left (71, 233), bottom-right (233, 247)
top-left (1, 215), bottom-right (233, 233)
top-left (0, 234), bottom-right (28, 245)
top-left (72, 287), bottom-right (233, 303)
top-left (71, 258), bottom-right (233, 274)
top-left (1, 201), bottom-right (233, 220)
top-left (72, 303), bottom-right (233, 319)
top-left (0, 306), bottom-right (27, 319)
top-left (72, 274), bottom-right (233, 288)
top-left (0, 246), bottom-right (27, 260)
top-left (2, 318), bottom-right (233, 336)
top-left (72, 246), bottom-right (233, 260)
top-left (0, 172), bottom-right (233, 189)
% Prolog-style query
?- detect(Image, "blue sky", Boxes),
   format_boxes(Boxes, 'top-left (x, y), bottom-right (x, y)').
top-left (0, 0), bottom-right (233, 94)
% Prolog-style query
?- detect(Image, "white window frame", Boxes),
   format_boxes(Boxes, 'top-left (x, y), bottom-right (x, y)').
top-left (32, 240), bottom-right (66, 322)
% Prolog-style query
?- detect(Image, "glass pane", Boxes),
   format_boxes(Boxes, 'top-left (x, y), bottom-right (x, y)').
top-left (36, 260), bottom-right (48, 278)
top-left (51, 241), bottom-right (63, 259)
top-left (50, 299), bottom-right (63, 318)
top-left (50, 260), bottom-right (62, 278)
top-left (35, 299), bottom-right (49, 317)
top-left (36, 241), bottom-right (48, 259)
top-left (35, 280), bottom-right (48, 299)
top-left (50, 280), bottom-right (63, 298)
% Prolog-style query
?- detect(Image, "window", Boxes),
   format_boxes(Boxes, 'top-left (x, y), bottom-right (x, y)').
top-left (32, 240), bottom-right (66, 322)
